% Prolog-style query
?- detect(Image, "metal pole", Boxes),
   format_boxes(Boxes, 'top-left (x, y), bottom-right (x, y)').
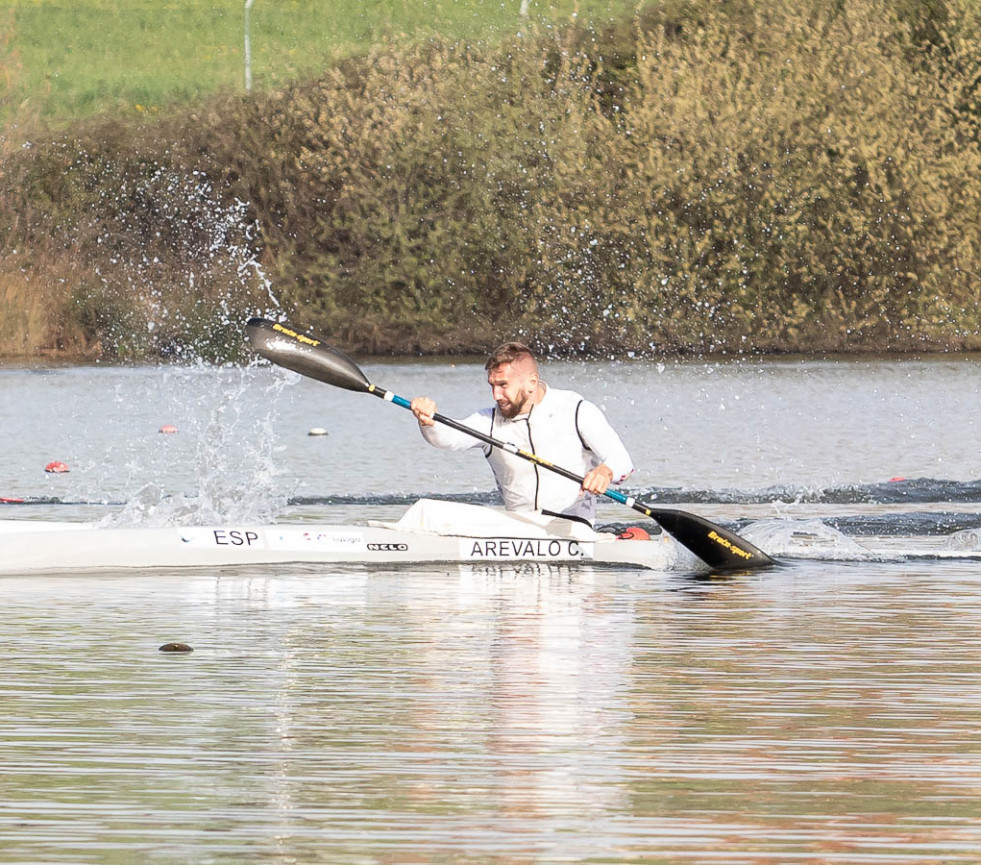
top-left (244, 0), bottom-right (256, 92)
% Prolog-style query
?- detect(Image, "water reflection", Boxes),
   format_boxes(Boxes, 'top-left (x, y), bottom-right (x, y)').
top-left (2, 561), bottom-right (981, 861)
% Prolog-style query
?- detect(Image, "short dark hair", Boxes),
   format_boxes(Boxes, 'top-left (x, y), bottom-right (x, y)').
top-left (485, 341), bottom-right (537, 371)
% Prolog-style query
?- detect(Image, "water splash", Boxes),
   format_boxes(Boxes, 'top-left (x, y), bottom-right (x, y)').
top-left (99, 363), bottom-right (293, 527)
top-left (742, 519), bottom-right (884, 561)
top-left (82, 159), bottom-right (280, 358)
top-left (947, 528), bottom-right (981, 553)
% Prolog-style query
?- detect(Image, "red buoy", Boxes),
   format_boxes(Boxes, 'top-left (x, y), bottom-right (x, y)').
top-left (44, 461), bottom-right (70, 473)
top-left (159, 424), bottom-right (178, 434)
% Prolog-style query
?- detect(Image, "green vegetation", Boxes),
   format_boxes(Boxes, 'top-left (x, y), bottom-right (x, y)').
top-left (0, 0), bottom-right (639, 125)
top-left (2, 0), bottom-right (981, 359)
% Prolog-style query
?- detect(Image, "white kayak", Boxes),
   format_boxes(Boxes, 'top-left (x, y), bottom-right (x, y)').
top-left (0, 499), bottom-right (691, 574)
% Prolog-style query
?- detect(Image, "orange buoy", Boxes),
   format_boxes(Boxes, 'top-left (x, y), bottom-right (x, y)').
top-left (888, 476), bottom-right (906, 483)
top-left (44, 461), bottom-right (69, 473)
top-left (159, 424), bottom-right (178, 434)
top-left (617, 526), bottom-right (651, 541)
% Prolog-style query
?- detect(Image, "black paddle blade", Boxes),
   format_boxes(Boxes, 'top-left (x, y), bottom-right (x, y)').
top-left (246, 318), bottom-right (371, 393)
top-left (651, 509), bottom-right (774, 571)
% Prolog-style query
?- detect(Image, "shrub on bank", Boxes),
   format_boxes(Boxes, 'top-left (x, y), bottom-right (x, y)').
top-left (1, 0), bottom-right (980, 359)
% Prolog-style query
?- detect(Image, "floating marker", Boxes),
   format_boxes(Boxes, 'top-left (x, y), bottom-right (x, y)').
top-left (888, 476), bottom-right (907, 483)
top-left (617, 526), bottom-right (652, 541)
top-left (1, 497), bottom-right (25, 504)
top-left (44, 461), bottom-right (69, 473)
top-left (159, 424), bottom-right (178, 434)
top-left (308, 427), bottom-right (328, 436)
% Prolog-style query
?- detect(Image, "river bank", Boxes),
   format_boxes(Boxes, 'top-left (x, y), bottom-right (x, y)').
top-left (2, 0), bottom-right (980, 361)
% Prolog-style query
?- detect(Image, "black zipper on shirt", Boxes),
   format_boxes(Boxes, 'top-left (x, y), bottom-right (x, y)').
top-left (526, 403), bottom-right (541, 510)
top-left (574, 399), bottom-right (590, 451)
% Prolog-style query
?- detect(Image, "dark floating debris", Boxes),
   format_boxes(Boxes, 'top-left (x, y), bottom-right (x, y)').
top-left (159, 642), bottom-right (193, 653)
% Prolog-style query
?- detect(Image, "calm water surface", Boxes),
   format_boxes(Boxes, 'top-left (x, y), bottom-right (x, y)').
top-left (2, 356), bottom-right (981, 863)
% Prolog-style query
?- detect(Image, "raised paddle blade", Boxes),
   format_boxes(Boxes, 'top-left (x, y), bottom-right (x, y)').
top-left (246, 318), bottom-right (370, 393)
top-left (650, 508), bottom-right (773, 570)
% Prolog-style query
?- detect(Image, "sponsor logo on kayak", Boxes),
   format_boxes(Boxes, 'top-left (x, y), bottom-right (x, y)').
top-left (467, 538), bottom-right (585, 560)
top-left (295, 531), bottom-right (362, 547)
top-left (263, 530), bottom-right (364, 551)
top-left (367, 543), bottom-right (409, 551)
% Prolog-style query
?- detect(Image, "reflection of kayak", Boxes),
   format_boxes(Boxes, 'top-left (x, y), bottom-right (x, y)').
top-left (0, 500), bottom-right (690, 574)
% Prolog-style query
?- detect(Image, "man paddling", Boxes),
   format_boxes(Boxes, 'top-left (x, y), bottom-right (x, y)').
top-left (410, 342), bottom-right (634, 526)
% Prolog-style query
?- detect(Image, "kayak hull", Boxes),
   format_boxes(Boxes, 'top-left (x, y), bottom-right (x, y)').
top-left (0, 520), bottom-right (682, 574)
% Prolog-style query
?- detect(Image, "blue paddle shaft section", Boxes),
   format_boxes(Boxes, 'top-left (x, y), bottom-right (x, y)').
top-left (391, 394), bottom-right (412, 410)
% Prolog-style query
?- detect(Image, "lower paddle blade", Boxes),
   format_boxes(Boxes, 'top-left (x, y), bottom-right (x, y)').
top-left (246, 318), bottom-right (371, 392)
top-left (651, 509), bottom-right (773, 570)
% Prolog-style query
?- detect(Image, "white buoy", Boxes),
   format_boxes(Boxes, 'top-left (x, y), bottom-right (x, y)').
top-left (308, 427), bottom-right (328, 437)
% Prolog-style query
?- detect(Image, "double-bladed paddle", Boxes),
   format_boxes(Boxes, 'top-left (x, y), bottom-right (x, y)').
top-left (245, 317), bottom-right (774, 571)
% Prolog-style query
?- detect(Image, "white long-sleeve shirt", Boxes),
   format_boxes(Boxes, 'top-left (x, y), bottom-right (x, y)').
top-left (420, 382), bottom-right (634, 523)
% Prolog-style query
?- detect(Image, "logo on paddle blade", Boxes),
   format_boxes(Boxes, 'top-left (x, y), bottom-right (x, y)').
top-left (707, 530), bottom-right (753, 560)
top-left (272, 322), bottom-right (320, 347)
